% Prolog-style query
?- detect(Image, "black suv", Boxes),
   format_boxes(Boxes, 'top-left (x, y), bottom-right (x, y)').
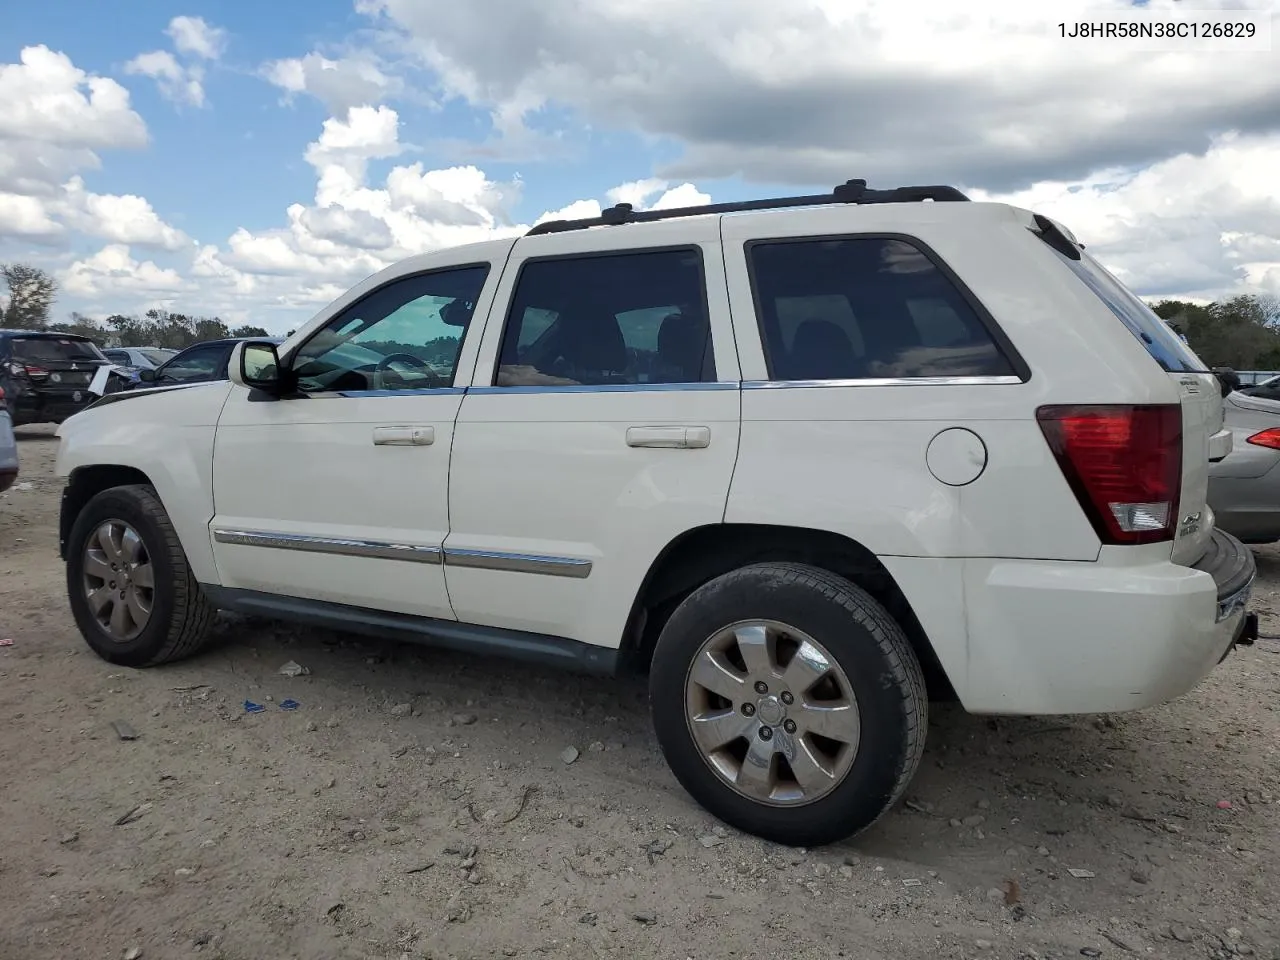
top-left (0, 330), bottom-right (111, 426)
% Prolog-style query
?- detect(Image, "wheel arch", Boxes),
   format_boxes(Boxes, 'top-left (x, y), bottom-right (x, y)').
top-left (622, 522), bottom-right (957, 701)
top-left (59, 465), bottom-right (154, 560)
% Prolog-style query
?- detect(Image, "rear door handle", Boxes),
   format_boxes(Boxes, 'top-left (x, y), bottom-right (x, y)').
top-left (626, 426), bottom-right (710, 449)
top-left (373, 425), bottom-right (434, 446)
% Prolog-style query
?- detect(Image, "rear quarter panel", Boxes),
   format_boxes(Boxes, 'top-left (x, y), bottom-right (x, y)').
top-left (720, 203), bottom-right (1188, 704)
top-left (722, 203), bottom-right (1181, 561)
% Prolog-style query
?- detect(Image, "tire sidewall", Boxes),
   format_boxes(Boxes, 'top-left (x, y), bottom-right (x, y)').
top-left (66, 486), bottom-right (181, 667)
top-left (650, 565), bottom-right (918, 846)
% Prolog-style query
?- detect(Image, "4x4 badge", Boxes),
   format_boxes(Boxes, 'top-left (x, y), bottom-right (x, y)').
top-left (1179, 511), bottom-right (1202, 537)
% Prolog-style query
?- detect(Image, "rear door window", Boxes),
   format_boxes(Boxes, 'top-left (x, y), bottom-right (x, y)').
top-left (496, 248), bottom-right (714, 386)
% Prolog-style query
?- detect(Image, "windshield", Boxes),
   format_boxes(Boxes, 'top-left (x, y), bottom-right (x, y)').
top-left (12, 337), bottom-right (106, 363)
top-left (140, 348), bottom-right (176, 365)
top-left (1046, 246), bottom-right (1209, 374)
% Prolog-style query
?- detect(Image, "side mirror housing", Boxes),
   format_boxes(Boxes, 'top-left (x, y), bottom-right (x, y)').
top-left (138, 368), bottom-right (157, 383)
top-left (229, 340), bottom-right (284, 394)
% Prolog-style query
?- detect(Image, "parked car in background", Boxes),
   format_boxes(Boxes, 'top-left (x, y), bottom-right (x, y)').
top-left (0, 384), bottom-right (17, 492)
top-left (1207, 389), bottom-right (1280, 543)
top-left (0, 330), bottom-right (112, 426)
top-left (129, 337), bottom-right (285, 390)
top-left (102, 347), bottom-right (177, 372)
top-left (1237, 375), bottom-right (1280, 399)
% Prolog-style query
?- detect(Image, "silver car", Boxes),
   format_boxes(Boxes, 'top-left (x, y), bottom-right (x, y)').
top-left (0, 384), bottom-right (17, 493)
top-left (1207, 388), bottom-right (1280, 544)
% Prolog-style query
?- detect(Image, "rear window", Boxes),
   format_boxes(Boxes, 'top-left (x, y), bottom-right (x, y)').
top-left (1046, 247), bottom-right (1208, 374)
top-left (11, 337), bottom-right (106, 362)
top-left (748, 236), bottom-right (1018, 381)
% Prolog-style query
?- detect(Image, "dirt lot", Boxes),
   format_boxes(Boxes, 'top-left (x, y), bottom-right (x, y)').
top-left (2, 427), bottom-right (1279, 960)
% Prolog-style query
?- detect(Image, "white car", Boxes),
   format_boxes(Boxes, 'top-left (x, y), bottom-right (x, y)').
top-left (53, 180), bottom-right (1257, 846)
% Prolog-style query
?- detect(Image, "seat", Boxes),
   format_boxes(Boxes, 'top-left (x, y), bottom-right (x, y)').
top-left (656, 311), bottom-right (710, 383)
top-left (557, 310), bottom-right (629, 383)
top-left (784, 320), bottom-right (860, 380)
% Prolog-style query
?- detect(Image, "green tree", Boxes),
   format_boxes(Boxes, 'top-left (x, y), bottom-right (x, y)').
top-left (1, 263), bottom-right (58, 329)
top-left (1152, 294), bottom-right (1280, 369)
top-left (47, 311), bottom-right (107, 344)
top-left (230, 324), bottom-right (270, 338)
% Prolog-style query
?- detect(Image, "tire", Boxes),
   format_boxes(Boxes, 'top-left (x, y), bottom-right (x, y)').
top-left (649, 561), bottom-right (928, 847)
top-left (66, 484), bottom-right (215, 667)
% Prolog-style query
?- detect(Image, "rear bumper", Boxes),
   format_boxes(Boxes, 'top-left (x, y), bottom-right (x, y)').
top-left (8, 390), bottom-right (97, 426)
top-left (958, 530), bottom-right (1256, 714)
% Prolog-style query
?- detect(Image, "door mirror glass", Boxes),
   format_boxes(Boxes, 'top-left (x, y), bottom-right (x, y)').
top-left (230, 341), bottom-right (283, 392)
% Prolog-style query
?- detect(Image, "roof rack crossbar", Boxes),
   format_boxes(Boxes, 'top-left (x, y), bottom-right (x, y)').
top-left (526, 179), bottom-right (969, 236)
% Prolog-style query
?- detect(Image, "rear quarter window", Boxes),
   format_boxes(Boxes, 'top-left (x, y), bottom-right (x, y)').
top-left (747, 236), bottom-right (1021, 381)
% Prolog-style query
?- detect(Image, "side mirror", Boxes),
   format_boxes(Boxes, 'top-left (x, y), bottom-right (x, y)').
top-left (229, 340), bottom-right (284, 394)
top-left (139, 368), bottom-right (157, 383)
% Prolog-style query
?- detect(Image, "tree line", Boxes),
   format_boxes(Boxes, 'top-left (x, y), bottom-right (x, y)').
top-left (1, 262), bottom-right (267, 349)
top-left (1152, 295), bottom-right (1280, 370)
top-left (5, 260), bottom-right (1279, 368)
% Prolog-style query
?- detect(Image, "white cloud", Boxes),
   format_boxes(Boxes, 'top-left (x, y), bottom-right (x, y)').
top-left (304, 105), bottom-right (403, 178)
top-left (60, 176), bottom-right (190, 250)
top-left (359, 0), bottom-right (1280, 191)
top-left (60, 244), bottom-right (193, 299)
top-left (181, 106), bottom-right (701, 326)
top-left (124, 16), bottom-right (227, 109)
top-left (0, 192), bottom-right (64, 241)
top-left (265, 52), bottom-right (403, 114)
top-left (166, 16), bottom-right (228, 61)
top-left (0, 46), bottom-right (147, 152)
top-left (0, 45), bottom-right (180, 260)
top-left (124, 50), bottom-right (206, 108)
top-left (974, 132), bottom-right (1280, 300)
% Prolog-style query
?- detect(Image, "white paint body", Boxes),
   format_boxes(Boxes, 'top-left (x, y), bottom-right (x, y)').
top-left (55, 202), bottom-right (1244, 715)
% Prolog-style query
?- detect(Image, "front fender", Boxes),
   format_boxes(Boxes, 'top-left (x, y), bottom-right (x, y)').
top-left (56, 382), bottom-right (233, 584)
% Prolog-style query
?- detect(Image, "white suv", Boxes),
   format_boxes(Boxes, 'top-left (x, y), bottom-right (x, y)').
top-left (54, 180), bottom-right (1258, 846)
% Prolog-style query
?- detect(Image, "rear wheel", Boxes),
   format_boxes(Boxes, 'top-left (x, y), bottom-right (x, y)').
top-left (66, 484), bottom-right (214, 666)
top-left (649, 562), bottom-right (927, 847)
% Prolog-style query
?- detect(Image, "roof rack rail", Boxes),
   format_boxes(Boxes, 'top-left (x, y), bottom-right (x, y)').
top-left (526, 179), bottom-right (969, 236)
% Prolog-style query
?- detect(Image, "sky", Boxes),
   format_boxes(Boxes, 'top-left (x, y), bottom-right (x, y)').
top-left (1, 0), bottom-right (1278, 334)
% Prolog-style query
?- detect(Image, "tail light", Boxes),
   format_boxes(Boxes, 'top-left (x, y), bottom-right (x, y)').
top-left (6, 361), bottom-right (47, 380)
top-left (1247, 428), bottom-right (1280, 450)
top-left (1037, 404), bottom-right (1182, 545)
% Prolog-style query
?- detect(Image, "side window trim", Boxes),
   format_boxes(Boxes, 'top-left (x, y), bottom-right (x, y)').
top-left (289, 261), bottom-right (492, 397)
top-left (487, 244), bottom-right (718, 390)
top-left (742, 232), bottom-right (1031, 385)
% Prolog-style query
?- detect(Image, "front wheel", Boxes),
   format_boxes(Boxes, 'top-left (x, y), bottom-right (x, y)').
top-left (66, 484), bottom-right (215, 667)
top-left (649, 562), bottom-right (928, 847)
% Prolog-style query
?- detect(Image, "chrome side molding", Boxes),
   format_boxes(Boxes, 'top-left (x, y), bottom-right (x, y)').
top-left (213, 529), bottom-right (443, 564)
top-left (212, 529), bottom-right (593, 579)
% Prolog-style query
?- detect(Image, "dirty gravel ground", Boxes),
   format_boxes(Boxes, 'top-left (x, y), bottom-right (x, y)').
top-left (2, 427), bottom-right (1279, 960)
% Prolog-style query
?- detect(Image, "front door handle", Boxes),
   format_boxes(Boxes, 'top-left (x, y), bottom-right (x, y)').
top-left (373, 425), bottom-right (434, 446)
top-left (626, 425), bottom-right (710, 449)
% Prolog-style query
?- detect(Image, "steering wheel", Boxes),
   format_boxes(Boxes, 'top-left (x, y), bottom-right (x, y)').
top-left (375, 353), bottom-right (446, 388)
